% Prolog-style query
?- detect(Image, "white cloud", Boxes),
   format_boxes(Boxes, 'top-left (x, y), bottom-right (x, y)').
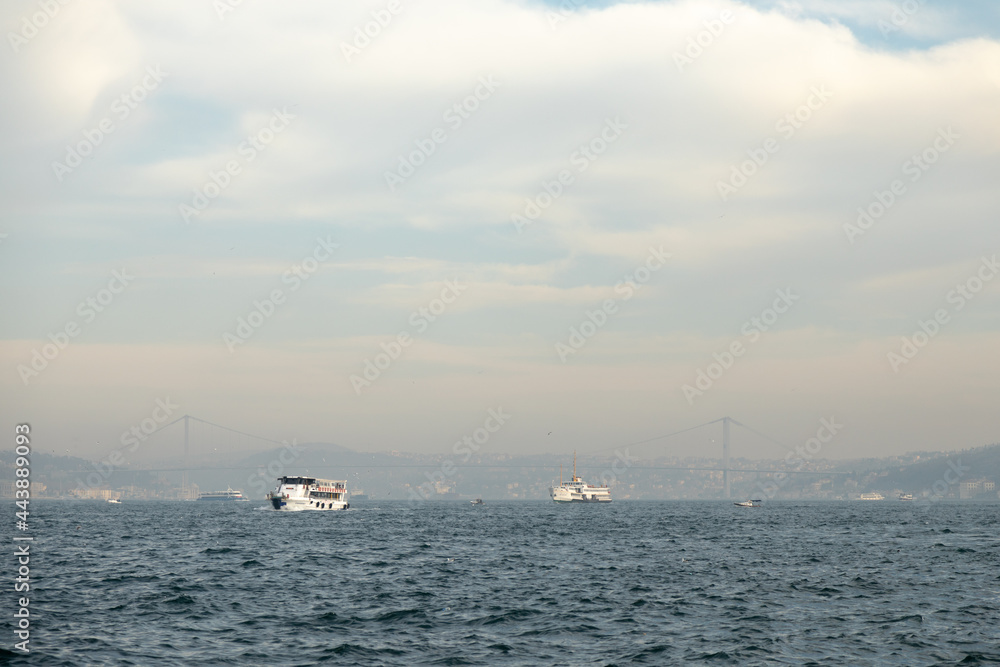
top-left (3, 0), bottom-right (999, 457)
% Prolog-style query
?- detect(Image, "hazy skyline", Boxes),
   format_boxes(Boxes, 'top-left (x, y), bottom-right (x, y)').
top-left (2, 0), bottom-right (998, 462)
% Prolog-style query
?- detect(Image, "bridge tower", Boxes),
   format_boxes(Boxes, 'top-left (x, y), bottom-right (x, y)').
top-left (183, 415), bottom-right (190, 495)
top-left (722, 416), bottom-right (731, 499)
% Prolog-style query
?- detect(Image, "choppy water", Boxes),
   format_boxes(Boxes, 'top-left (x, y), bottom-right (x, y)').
top-left (6, 500), bottom-right (1000, 665)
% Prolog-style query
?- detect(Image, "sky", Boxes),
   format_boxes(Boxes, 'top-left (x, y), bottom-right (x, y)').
top-left (1, 0), bottom-right (998, 463)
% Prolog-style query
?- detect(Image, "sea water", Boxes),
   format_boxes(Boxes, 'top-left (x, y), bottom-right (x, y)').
top-left (6, 500), bottom-right (999, 665)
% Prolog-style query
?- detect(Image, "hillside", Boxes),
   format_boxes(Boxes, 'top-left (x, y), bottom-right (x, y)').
top-left (864, 444), bottom-right (1000, 496)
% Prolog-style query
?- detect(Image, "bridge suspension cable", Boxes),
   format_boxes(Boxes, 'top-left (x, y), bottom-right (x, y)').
top-left (160, 414), bottom-right (288, 447)
top-left (583, 418), bottom-right (722, 456)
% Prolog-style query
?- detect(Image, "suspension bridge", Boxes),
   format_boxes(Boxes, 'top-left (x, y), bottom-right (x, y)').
top-left (151, 414), bottom-right (291, 490)
top-left (583, 416), bottom-right (851, 499)
top-left (101, 413), bottom-right (848, 499)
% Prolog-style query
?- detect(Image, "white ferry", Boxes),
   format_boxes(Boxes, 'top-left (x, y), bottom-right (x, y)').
top-left (858, 492), bottom-right (885, 501)
top-left (267, 476), bottom-right (349, 511)
top-left (198, 487), bottom-right (249, 501)
top-left (550, 453), bottom-right (612, 503)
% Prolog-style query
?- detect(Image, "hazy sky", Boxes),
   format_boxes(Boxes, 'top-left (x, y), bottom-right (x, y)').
top-left (2, 0), bottom-right (998, 462)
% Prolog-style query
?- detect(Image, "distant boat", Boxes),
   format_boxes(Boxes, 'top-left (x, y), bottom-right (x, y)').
top-left (733, 499), bottom-right (762, 507)
top-left (858, 492), bottom-right (885, 501)
top-left (898, 493), bottom-right (914, 501)
top-left (197, 487), bottom-right (249, 501)
top-left (470, 498), bottom-right (484, 505)
top-left (107, 498), bottom-right (122, 504)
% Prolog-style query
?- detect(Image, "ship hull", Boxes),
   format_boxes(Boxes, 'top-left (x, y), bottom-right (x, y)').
top-left (550, 487), bottom-right (612, 503)
top-left (269, 496), bottom-right (349, 511)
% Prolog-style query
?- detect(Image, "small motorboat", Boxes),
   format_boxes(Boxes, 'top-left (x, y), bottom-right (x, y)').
top-left (733, 499), bottom-right (762, 507)
top-left (107, 498), bottom-right (122, 504)
top-left (470, 498), bottom-right (484, 505)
